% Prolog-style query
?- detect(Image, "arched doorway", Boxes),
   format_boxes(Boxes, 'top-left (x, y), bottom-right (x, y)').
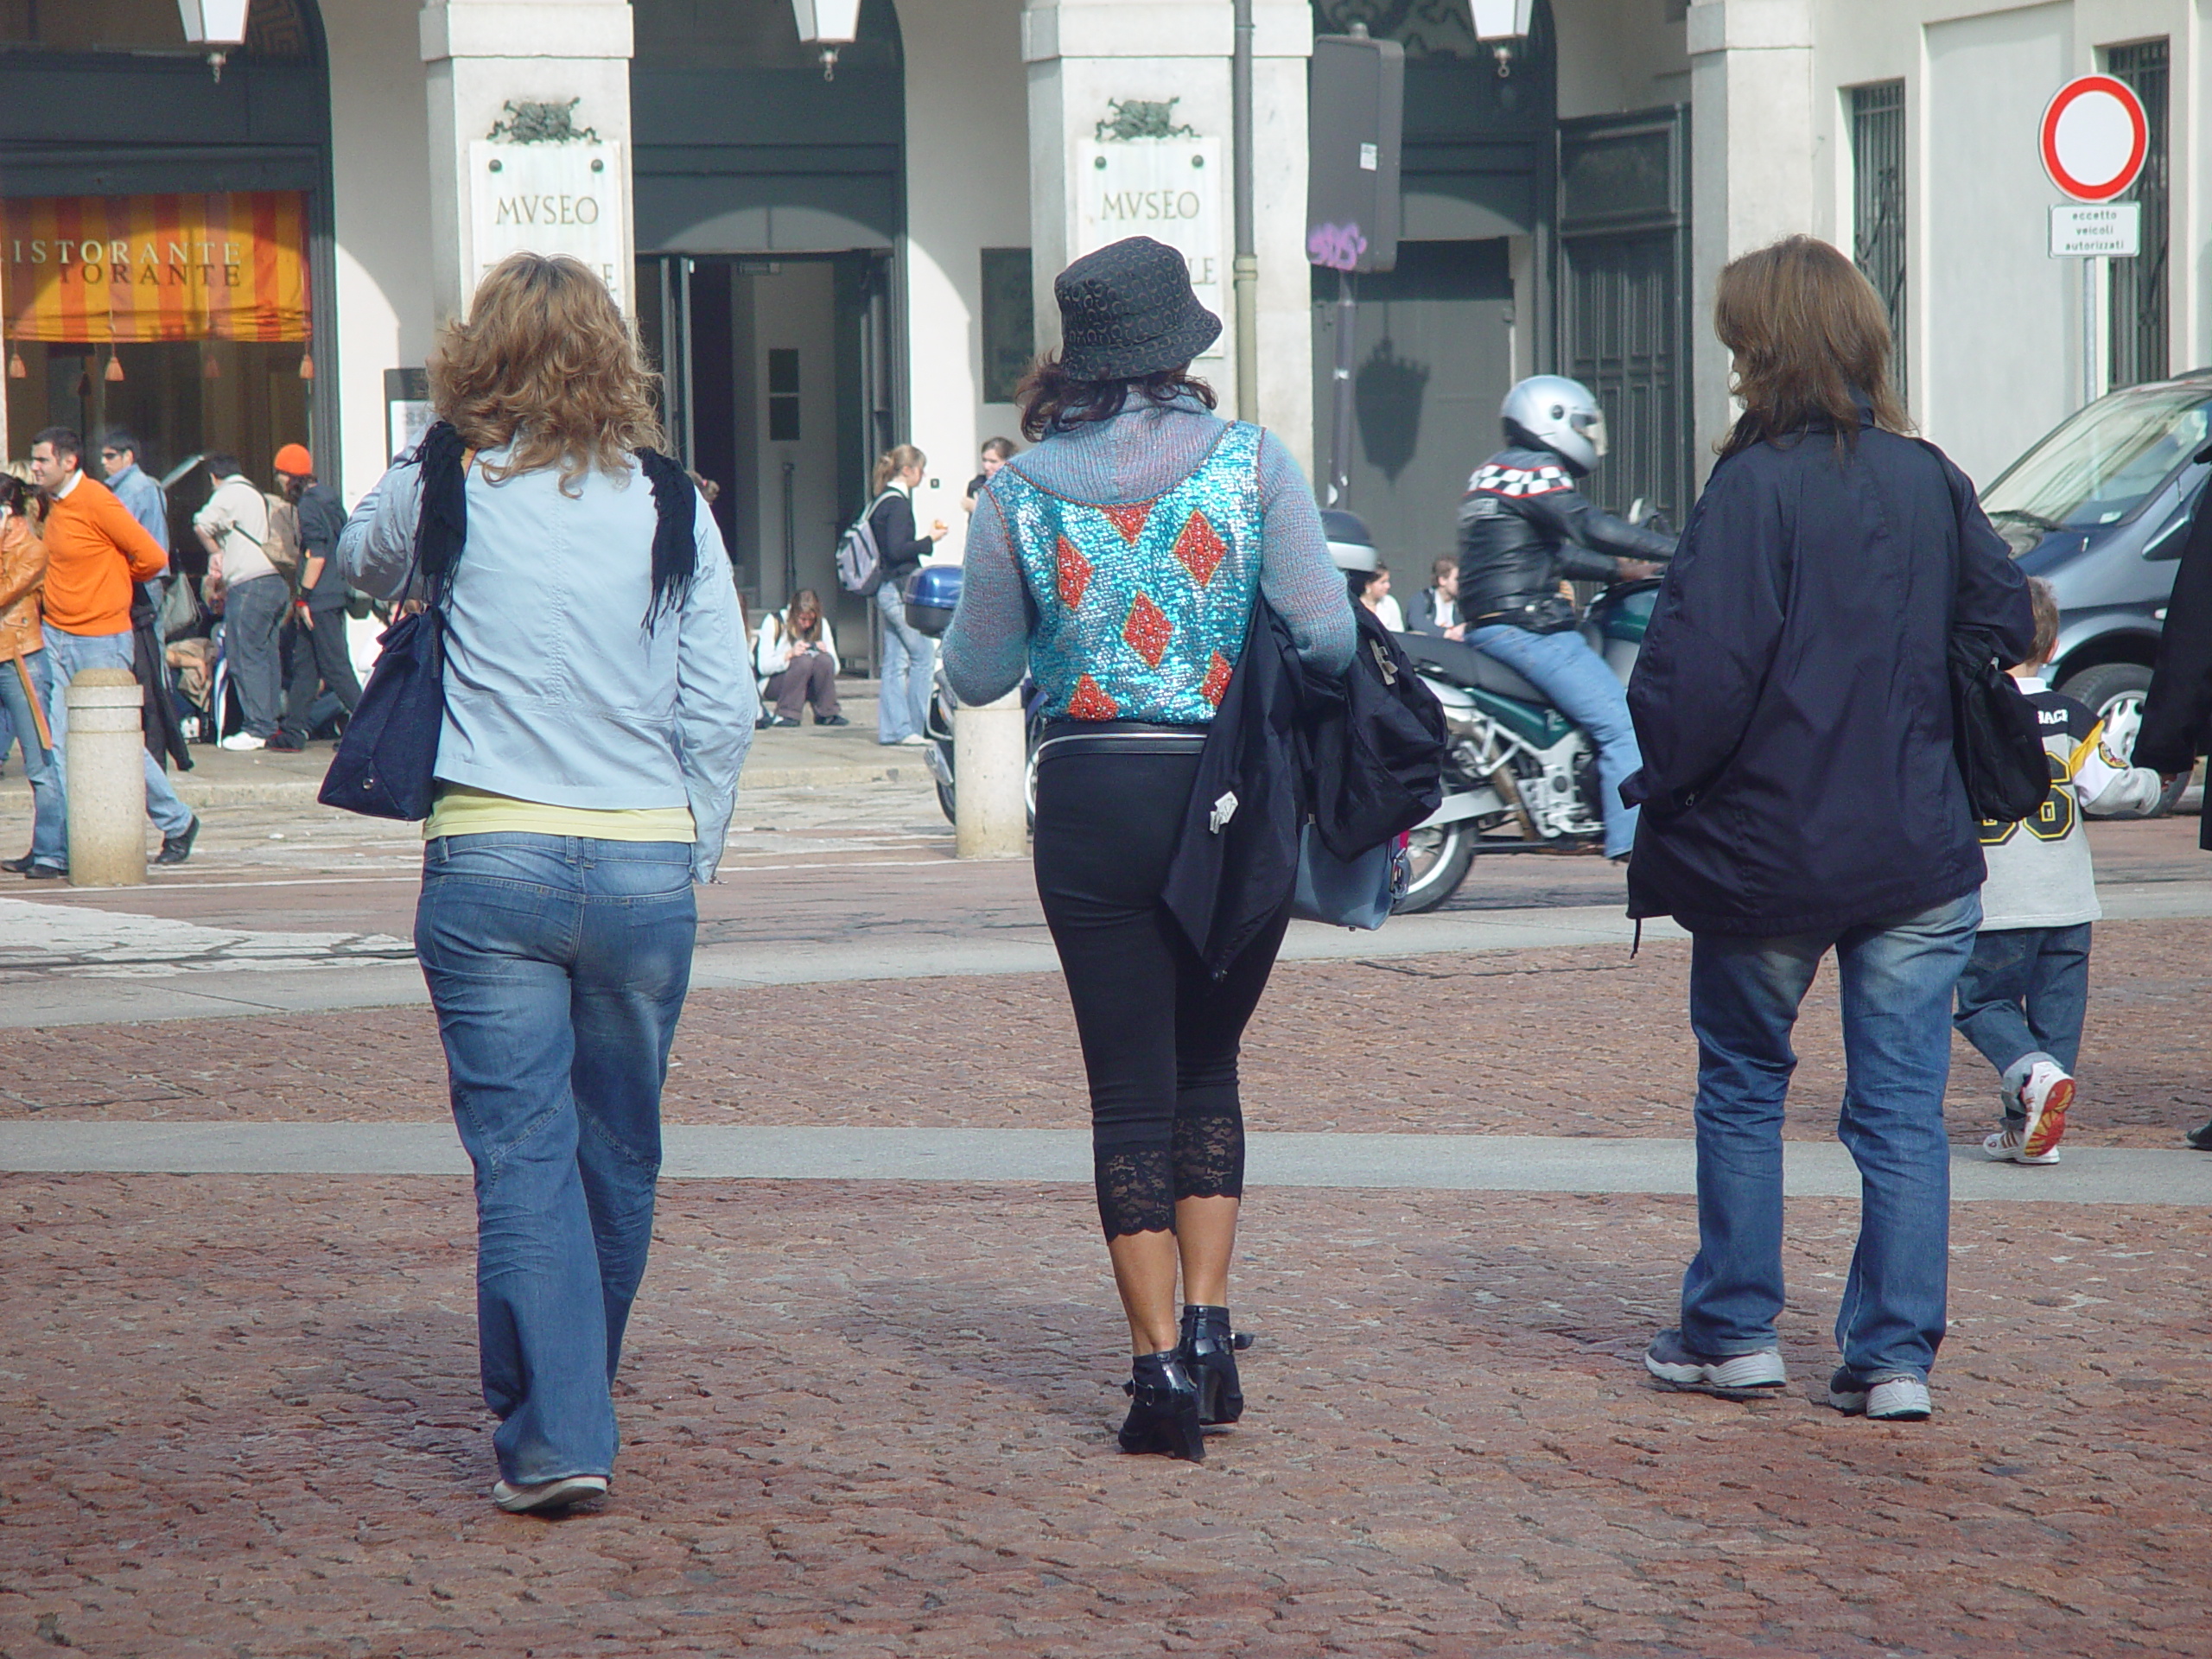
top-left (0, 0), bottom-right (336, 556)
top-left (631, 0), bottom-right (906, 627)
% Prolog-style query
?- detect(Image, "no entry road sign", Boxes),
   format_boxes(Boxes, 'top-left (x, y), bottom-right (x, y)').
top-left (2040, 75), bottom-right (2147, 203)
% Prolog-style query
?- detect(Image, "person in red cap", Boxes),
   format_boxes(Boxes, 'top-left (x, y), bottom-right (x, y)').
top-left (271, 443), bottom-right (359, 749)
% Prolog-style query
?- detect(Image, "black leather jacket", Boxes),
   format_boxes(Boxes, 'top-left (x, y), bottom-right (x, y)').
top-left (1456, 444), bottom-right (1675, 631)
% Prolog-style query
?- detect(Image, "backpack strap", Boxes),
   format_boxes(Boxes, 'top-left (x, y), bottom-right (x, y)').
top-left (638, 448), bottom-right (700, 628)
top-left (415, 420), bottom-right (469, 591)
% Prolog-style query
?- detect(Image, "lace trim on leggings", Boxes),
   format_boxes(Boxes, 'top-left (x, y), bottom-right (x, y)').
top-left (1173, 1111), bottom-right (1243, 1204)
top-left (1096, 1146), bottom-right (1174, 1240)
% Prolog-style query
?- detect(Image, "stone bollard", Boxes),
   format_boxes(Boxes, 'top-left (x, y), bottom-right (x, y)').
top-left (64, 667), bottom-right (146, 887)
top-left (954, 690), bottom-right (1029, 858)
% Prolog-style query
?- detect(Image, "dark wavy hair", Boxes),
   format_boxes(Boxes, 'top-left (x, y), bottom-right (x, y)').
top-left (1714, 235), bottom-right (1910, 461)
top-left (1014, 351), bottom-right (1217, 442)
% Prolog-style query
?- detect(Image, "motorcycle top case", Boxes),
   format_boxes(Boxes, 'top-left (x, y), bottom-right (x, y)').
top-left (905, 564), bottom-right (963, 638)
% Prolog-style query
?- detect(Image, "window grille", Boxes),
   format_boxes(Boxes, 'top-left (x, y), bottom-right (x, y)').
top-left (1848, 81), bottom-right (1908, 405)
top-left (2106, 40), bottom-right (2169, 390)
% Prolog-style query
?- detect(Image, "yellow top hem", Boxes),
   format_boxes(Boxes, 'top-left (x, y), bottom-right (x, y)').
top-left (423, 785), bottom-right (696, 842)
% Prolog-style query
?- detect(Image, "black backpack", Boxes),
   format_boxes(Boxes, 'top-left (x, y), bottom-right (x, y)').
top-left (1306, 605), bottom-right (1448, 860)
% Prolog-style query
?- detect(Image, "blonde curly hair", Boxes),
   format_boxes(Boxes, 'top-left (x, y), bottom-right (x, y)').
top-left (429, 253), bottom-right (664, 490)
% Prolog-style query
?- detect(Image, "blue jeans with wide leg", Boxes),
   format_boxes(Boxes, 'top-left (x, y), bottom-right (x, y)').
top-left (1468, 622), bottom-right (1641, 857)
top-left (414, 832), bottom-right (696, 1486)
top-left (1679, 893), bottom-right (1980, 1384)
top-left (875, 581), bottom-right (935, 743)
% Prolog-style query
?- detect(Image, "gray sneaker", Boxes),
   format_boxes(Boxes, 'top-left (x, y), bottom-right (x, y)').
top-left (1827, 1368), bottom-right (1932, 1421)
top-left (1643, 1328), bottom-right (1787, 1395)
top-left (492, 1473), bottom-right (607, 1514)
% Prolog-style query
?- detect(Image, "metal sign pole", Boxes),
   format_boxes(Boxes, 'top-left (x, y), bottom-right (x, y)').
top-left (1329, 270), bottom-right (1357, 507)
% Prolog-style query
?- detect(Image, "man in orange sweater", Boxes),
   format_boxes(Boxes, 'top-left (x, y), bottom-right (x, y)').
top-left (29, 427), bottom-right (200, 867)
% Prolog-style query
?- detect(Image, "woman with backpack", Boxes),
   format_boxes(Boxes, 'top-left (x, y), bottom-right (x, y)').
top-left (337, 252), bottom-right (756, 1514)
top-left (868, 444), bottom-right (945, 746)
top-left (942, 236), bottom-right (1354, 1460)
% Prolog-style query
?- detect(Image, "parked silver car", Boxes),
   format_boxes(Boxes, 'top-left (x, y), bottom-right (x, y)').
top-left (1988, 369), bottom-right (2212, 810)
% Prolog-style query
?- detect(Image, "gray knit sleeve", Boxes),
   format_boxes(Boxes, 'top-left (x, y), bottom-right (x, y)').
top-left (1255, 431), bottom-right (1356, 674)
top-left (941, 488), bottom-right (1035, 705)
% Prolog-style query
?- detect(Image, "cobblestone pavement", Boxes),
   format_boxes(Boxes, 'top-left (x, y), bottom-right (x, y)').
top-left (4, 1177), bottom-right (2207, 1658)
top-left (9, 917), bottom-right (2209, 1147)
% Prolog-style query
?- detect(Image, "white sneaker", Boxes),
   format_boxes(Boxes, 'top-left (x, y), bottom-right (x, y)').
top-left (492, 1473), bottom-right (607, 1514)
top-left (1828, 1370), bottom-right (1932, 1421)
top-left (2017, 1060), bottom-right (2075, 1160)
top-left (219, 732), bottom-right (265, 752)
top-left (897, 732), bottom-right (930, 747)
top-left (1982, 1126), bottom-right (2060, 1166)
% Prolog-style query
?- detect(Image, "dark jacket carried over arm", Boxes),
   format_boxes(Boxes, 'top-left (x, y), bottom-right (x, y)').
top-left (868, 490), bottom-right (935, 584)
top-left (2133, 445), bottom-right (2212, 823)
top-left (1622, 416), bottom-right (2032, 936)
top-left (1456, 445), bottom-right (1676, 626)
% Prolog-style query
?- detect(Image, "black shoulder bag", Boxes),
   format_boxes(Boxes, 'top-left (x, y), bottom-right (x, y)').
top-left (317, 423), bottom-right (471, 821)
top-left (1948, 628), bottom-right (2050, 824)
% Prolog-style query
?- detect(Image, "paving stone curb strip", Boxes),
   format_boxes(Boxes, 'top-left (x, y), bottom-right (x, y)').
top-left (8, 1122), bottom-right (2212, 1205)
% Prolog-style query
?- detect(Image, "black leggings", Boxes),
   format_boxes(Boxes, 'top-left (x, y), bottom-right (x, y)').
top-left (1032, 747), bottom-right (1291, 1240)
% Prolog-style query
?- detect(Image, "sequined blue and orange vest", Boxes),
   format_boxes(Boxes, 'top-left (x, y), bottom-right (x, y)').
top-left (996, 421), bottom-right (1265, 724)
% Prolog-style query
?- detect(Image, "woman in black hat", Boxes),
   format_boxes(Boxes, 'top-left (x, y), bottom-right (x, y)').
top-left (942, 236), bottom-right (1355, 1460)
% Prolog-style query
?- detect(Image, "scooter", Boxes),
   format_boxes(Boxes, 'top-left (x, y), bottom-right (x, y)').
top-left (924, 662), bottom-right (1049, 829)
top-left (1389, 577), bottom-right (1662, 912)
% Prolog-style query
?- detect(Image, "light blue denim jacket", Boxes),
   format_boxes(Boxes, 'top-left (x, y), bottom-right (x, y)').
top-left (338, 445), bottom-right (758, 882)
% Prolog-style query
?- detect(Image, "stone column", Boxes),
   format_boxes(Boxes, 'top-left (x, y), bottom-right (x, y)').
top-left (953, 692), bottom-right (1030, 859)
top-left (1686, 0), bottom-right (1816, 463)
top-left (1023, 0), bottom-right (1315, 474)
top-left (419, 0), bottom-right (637, 323)
top-left (63, 669), bottom-right (146, 888)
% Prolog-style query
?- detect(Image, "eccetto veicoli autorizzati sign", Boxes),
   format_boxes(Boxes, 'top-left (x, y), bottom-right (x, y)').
top-left (0, 192), bottom-right (309, 342)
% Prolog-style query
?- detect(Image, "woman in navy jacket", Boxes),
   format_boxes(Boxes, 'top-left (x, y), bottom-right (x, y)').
top-left (1624, 236), bottom-right (2032, 1424)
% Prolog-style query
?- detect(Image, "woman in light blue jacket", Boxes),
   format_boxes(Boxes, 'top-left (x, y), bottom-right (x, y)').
top-left (340, 253), bottom-right (756, 1515)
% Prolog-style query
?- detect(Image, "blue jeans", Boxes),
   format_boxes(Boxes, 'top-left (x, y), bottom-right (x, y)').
top-left (43, 626), bottom-right (194, 840)
top-left (875, 582), bottom-right (935, 742)
top-left (0, 650), bottom-right (65, 869)
top-left (1954, 924), bottom-right (2090, 1127)
top-left (414, 833), bottom-right (697, 1485)
top-left (1679, 893), bottom-right (1980, 1384)
top-left (1469, 622), bottom-right (1640, 857)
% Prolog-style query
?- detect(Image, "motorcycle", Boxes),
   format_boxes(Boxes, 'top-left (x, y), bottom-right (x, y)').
top-left (1389, 576), bottom-right (1662, 912)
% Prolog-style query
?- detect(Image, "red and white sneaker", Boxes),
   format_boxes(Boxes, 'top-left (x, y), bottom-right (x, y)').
top-left (1981, 1125), bottom-right (2060, 1165)
top-left (2018, 1060), bottom-right (2075, 1160)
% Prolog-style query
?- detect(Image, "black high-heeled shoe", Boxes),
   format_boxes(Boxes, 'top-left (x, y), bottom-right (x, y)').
top-left (1118, 1350), bottom-right (1205, 1460)
top-left (1178, 1305), bottom-right (1253, 1426)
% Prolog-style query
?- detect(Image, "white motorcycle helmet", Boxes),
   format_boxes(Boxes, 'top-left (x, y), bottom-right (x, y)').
top-left (1500, 375), bottom-right (1609, 475)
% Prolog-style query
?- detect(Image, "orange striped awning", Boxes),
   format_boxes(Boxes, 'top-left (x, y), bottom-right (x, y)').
top-left (0, 192), bottom-right (309, 344)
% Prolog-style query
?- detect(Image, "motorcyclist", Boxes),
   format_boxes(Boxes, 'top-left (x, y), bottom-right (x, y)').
top-left (1458, 374), bottom-right (1675, 862)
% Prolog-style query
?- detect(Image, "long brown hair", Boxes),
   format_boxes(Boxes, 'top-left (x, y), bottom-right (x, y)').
top-left (786, 587), bottom-right (823, 643)
top-left (429, 252), bottom-right (664, 490)
top-left (1713, 235), bottom-right (1910, 460)
top-left (1014, 351), bottom-right (1217, 442)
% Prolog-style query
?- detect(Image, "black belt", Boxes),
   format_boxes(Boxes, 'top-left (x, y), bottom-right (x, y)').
top-left (1035, 719), bottom-right (1210, 764)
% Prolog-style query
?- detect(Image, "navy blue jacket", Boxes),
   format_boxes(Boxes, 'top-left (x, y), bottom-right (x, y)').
top-left (1623, 415), bottom-right (2034, 936)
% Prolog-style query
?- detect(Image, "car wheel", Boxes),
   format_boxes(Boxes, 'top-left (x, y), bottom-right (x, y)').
top-left (1393, 822), bottom-right (1476, 913)
top-left (2056, 662), bottom-right (2191, 816)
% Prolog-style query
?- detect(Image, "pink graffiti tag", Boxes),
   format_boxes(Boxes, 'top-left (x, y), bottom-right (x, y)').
top-left (1306, 222), bottom-right (1367, 272)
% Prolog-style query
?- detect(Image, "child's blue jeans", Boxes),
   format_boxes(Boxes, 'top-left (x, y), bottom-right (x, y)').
top-left (1953, 923), bottom-right (2091, 1126)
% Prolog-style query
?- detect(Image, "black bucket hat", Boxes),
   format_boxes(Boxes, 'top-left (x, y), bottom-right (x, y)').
top-left (1054, 236), bottom-right (1221, 381)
